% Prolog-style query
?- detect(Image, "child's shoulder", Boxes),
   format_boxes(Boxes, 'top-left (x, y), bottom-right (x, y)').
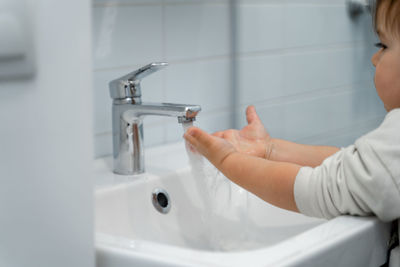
top-left (351, 109), bottom-right (400, 178)
top-left (358, 108), bottom-right (400, 143)
top-left (374, 108), bottom-right (400, 133)
top-left (384, 108), bottom-right (400, 122)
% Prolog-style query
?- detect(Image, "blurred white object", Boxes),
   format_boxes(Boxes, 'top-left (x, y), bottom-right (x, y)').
top-left (0, 0), bottom-right (34, 80)
top-left (0, 14), bottom-right (24, 59)
top-left (347, 0), bottom-right (372, 19)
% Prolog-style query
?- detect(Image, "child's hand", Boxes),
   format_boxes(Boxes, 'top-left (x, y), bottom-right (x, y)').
top-left (213, 105), bottom-right (271, 158)
top-left (184, 124), bottom-right (301, 213)
top-left (184, 127), bottom-right (238, 168)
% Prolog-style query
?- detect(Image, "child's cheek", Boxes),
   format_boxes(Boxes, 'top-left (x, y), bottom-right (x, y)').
top-left (374, 66), bottom-right (384, 93)
top-left (375, 63), bottom-right (400, 110)
top-left (374, 67), bottom-right (388, 103)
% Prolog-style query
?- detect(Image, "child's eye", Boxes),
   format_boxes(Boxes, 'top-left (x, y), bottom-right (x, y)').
top-left (375, 42), bottom-right (388, 50)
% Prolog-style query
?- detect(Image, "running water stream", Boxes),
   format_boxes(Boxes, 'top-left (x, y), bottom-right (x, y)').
top-left (182, 122), bottom-right (251, 251)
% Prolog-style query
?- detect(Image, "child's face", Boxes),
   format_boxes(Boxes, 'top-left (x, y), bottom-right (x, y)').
top-left (371, 16), bottom-right (400, 112)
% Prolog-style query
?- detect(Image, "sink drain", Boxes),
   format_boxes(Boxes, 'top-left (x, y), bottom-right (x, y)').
top-left (152, 188), bottom-right (171, 214)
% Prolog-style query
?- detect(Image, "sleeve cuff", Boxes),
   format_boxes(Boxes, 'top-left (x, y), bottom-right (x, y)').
top-left (294, 167), bottom-right (313, 216)
top-left (294, 166), bottom-right (323, 218)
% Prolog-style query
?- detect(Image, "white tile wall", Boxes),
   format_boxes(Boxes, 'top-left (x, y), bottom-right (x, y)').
top-left (164, 3), bottom-right (230, 61)
top-left (237, 4), bottom-right (284, 53)
top-left (93, 5), bottom-right (163, 69)
top-left (92, 0), bottom-right (231, 157)
top-left (92, 0), bottom-right (386, 158)
top-left (236, 0), bottom-right (386, 147)
top-left (238, 82), bottom-right (384, 142)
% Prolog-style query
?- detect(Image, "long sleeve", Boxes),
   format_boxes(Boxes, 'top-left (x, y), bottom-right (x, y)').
top-left (294, 109), bottom-right (400, 222)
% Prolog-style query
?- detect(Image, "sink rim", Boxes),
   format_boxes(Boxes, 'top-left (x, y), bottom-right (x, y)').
top-left (96, 216), bottom-right (388, 267)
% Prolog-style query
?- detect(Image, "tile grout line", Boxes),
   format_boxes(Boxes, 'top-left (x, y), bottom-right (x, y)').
top-left (93, 1), bottom-right (231, 8)
top-left (93, 54), bottom-right (233, 72)
top-left (294, 115), bottom-right (385, 145)
top-left (93, 0), bottom-right (345, 8)
top-left (93, 41), bottom-right (374, 72)
top-left (238, 80), bottom-right (376, 108)
top-left (161, 0), bottom-right (168, 143)
top-left (237, 42), bottom-right (376, 59)
top-left (230, 0), bottom-right (239, 129)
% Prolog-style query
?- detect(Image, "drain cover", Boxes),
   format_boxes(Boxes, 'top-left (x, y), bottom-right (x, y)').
top-left (152, 188), bottom-right (171, 214)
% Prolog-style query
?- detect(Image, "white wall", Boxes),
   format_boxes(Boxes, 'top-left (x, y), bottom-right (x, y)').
top-left (92, 0), bottom-right (233, 157)
top-left (235, 0), bottom-right (386, 147)
top-left (0, 1), bottom-right (94, 267)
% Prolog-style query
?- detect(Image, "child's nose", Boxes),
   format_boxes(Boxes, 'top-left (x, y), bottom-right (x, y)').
top-left (371, 51), bottom-right (379, 67)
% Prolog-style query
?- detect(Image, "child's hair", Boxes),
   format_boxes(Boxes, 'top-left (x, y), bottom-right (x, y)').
top-left (374, 0), bottom-right (400, 38)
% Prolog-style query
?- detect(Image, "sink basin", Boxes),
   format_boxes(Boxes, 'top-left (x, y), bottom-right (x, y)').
top-left (95, 142), bottom-right (391, 267)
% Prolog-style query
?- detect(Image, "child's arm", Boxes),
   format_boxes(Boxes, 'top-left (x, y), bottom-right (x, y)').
top-left (267, 138), bottom-right (340, 167)
top-left (220, 105), bottom-right (339, 167)
top-left (184, 126), bottom-right (301, 212)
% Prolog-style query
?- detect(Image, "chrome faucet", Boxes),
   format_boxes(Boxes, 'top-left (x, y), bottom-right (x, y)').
top-left (109, 62), bottom-right (201, 175)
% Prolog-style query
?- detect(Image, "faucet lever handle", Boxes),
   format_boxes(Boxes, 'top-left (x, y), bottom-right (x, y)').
top-left (109, 62), bottom-right (168, 99)
top-left (121, 62), bottom-right (168, 83)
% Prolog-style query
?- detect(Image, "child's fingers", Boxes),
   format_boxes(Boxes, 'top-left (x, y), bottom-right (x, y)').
top-left (246, 105), bottom-right (261, 124)
top-left (184, 127), bottom-right (237, 168)
top-left (184, 127), bottom-right (214, 155)
top-left (183, 128), bottom-right (198, 147)
top-left (212, 131), bottom-right (224, 138)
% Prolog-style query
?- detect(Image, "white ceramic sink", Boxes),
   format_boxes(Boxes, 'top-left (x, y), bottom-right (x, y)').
top-left (95, 142), bottom-right (391, 267)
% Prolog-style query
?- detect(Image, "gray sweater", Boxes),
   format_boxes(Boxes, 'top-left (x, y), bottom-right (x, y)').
top-left (294, 108), bottom-right (400, 266)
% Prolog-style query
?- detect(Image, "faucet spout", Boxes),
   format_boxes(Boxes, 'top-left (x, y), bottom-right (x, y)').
top-left (121, 102), bottom-right (201, 123)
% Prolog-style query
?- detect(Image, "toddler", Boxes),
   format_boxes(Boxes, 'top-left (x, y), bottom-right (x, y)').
top-left (184, 0), bottom-right (400, 265)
